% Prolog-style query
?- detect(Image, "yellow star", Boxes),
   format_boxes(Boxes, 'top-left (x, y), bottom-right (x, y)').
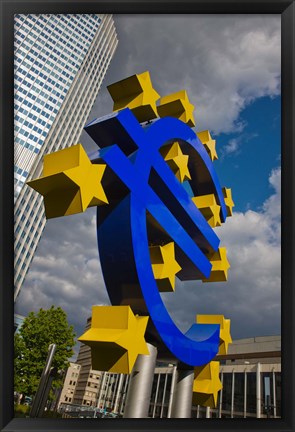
top-left (78, 306), bottom-right (149, 374)
top-left (157, 89), bottom-right (195, 127)
top-left (27, 144), bottom-right (108, 219)
top-left (196, 315), bottom-right (232, 355)
top-left (222, 187), bottom-right (234, 217)
top-left (149, 242), bottom-right (181, 292)
top-left (193, 361), bottom-right (222, 408)
top-left (107, 71), bottom-right (160, 123)
top-left (192, 194), bottom-right (221, 227)
top-left (202, 247), bottom-right (230, 283)
top-left (197, 130), bottom-right (218, 161)
top-left (160, 141), bottom-right (191, 183)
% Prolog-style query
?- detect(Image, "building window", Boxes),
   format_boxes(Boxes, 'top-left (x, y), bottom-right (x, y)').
top-left (222, 373), bottom-right (232, 412)
top-left (234, 373), bottom-right (245, 413)
top-left (261, 372), bottom-right (274, 416)
top-left (246, 372), bottom-right (256, 414)
top-left (275, 372), bottom-right (281, 417)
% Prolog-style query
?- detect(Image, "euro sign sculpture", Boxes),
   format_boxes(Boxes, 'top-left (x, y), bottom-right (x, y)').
top-left (27, 72), bottom-right (234, 407)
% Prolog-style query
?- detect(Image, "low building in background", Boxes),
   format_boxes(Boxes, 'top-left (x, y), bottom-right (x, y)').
top-left (210, 335), bottom-right (281, 419)
top-left (148, 364), bottom-right (175, 418)
top-left (57, 363), bottom-right (81, 409)
top-left (70, 317), bottom-right (103, 407)
top-left (58, 325), bottom-right (281, 419)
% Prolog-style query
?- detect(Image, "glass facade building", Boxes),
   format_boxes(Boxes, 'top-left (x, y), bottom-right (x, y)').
top-left (14, 14), bottom-right (118, 300)
top-left (14, 313), bottom-right (25, 333)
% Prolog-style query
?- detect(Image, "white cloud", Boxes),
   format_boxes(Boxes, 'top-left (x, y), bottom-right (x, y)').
top-left (16, 208), bottom-right (110, 340)
top-left (221, 132), bottom-right (259, 157)
top-left (163, 167), bottom-right (281, 339)
top-left (16, 167), bottom-right (281, 343)
top-left (15, 15), bottom-right (281, 346)
top-left (223, 138), bottom-right (240, 155)
top-left (89, 15), bottom-right (280, 137)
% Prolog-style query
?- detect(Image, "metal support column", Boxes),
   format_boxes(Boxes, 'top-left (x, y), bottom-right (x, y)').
top-left (113, 374), bottom-right (124, 414)
top-left (219, 372), bottom-right (223, 418)
top-left (123, 343), bottom-right (157, 418)
top-left (110, 374), bottom-right (119, 410)
top-left (167, 365), bottom-right (177, 418)
top-left (256, 362), bottom-right (261, 418)
top-left (272, 370), bottom-right (277, 417)
top-left (170, 366), bottom-right (194, 418)
top-left (231, 370), bottom-right (235, 418)
top-left (30, 343), bottom-right (56, 418)
top-left (160, 373), bottom-right (168, 418)
top-left (206, 406), bottom-right (211, 418)
top-left (151, 373), bottom-right (160, 418)
top-left (119, 375), bottom-right (129, 415)
top-left (97, 372), bottom-right (107, 409)
top-left (105, 374), bottom-right (113, 410)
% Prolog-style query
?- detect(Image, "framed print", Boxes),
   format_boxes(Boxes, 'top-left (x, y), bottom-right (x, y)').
top-left (1, 1), bottom-right (294, 432)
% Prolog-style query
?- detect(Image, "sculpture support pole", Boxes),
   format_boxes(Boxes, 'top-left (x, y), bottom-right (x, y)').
top-left (256, 362), bottom-right (261, 418)
top-left (123, 343), bottom-right (157, 418)
top-left (170, 366), bottom-right (194, 418)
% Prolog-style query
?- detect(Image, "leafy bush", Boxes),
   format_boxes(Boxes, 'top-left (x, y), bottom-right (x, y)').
top-left (14, 404), bottom-right (31, 417)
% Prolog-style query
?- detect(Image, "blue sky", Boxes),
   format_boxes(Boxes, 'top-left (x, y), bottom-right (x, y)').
top-left (215, 95), bottom-right (281, 213)
top-left (16, 14), bottom-right (281, 347)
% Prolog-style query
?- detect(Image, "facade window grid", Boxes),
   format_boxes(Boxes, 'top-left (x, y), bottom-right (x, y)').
top-left (47, 38), bottom-right (114, 165)
top-left (32, 14), bottom-right (113, 161)
top-left (15, 15), bottom-right (51, 69)
top-left (17, 12), bottom-right (118, 296)
top-left (15, 15), bottom-right (75, 123)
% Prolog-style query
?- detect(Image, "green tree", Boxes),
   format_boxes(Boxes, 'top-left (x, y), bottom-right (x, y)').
top-left (14, 306), bottom-right (76, 399)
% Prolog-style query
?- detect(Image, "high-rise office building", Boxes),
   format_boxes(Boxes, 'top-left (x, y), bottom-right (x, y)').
top-left (14, 313), bottom-right (25, 333)
top-left (14, 14), bottom-right (118, 300)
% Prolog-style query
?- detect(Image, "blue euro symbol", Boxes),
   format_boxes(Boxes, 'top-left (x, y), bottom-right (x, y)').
top-left (85, 108), bottom-right (228, 367)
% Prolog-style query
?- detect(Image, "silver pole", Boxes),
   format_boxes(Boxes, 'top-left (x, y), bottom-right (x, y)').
top-left (231, 370), bottom-right (235, 418)
top-left (36, 367), bottom-right (56, 417)
top-left (110, 374), bottom-right (119, 410)
top-left (272, 370), bottom-right (276, 417)
top-left (113, 374), bottom-right (124, 414)
top-left (152, 373), bottom-right (160, 418)
top-left (97, 372), bottom-right (106, 409)
top-left (219, 371), bottom-right (223, 418)
top-left (105, 374), bottom-right (112, 410)
top-left (160, 373), bottom-right (168, 418)
top-left (123, 343), bottom-right (157, 418)
top-left (30, 343), bottom-right (56, 418)
top-left (167, 365), bottom-right (177, 418)
top-left (170, 367), bottom-right (194, 418)
top-left (119, 375), bottom-right (129, 415)
top-left (256, 362), bottom-right (261, 418)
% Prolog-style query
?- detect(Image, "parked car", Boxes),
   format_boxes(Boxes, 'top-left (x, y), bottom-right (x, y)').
top-left (23, 396), bottom-right (32, 406)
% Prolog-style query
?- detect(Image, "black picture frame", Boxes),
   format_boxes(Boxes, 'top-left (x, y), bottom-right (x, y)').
top-left (1, 1), bottom-right (294, 431)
